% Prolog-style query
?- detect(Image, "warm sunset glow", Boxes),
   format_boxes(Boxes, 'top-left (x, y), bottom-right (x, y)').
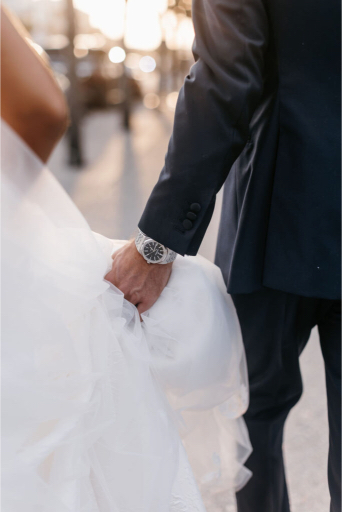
top-left (124, 0), bottom-right (162, 51)
top-left (163, 12), bottom-right (194, 51)
top-left (72, 0), bottom-right (175, 51)
top-left (63, 0), bottom-right (194, 53)
top-left (73, 0), bottom-right (126, 40)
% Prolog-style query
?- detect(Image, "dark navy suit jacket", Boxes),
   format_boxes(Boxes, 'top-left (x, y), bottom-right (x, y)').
top-left (139, 0), bottom-right (341, 300)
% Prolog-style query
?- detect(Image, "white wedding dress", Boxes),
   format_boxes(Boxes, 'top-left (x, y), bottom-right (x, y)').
top-left (1, 120), bottom-right (251, 512)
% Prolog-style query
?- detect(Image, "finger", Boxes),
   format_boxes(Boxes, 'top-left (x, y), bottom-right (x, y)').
top-left (135, 304), bottom-right (143, 322)
top-left (123, 290), bottom-right (141, 307)
top-left (137, 300), bottom-right (154, 316)
top-left (137, 303), bottom-right (146, 322)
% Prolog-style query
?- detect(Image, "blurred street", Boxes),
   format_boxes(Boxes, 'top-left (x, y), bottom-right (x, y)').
top-left (49, 108), bottom-right (330, 512)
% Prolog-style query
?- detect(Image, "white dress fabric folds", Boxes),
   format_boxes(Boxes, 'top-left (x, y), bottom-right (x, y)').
top-left (1, 120), bottom-right (251, 512)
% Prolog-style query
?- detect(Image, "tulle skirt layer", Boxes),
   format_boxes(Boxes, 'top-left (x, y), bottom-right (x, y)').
top-left (1, 120), bottom-right (251, 512)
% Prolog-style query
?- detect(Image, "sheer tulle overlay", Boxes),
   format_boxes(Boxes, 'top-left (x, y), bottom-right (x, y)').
top-left (1, 120), bottom-right (251, 512)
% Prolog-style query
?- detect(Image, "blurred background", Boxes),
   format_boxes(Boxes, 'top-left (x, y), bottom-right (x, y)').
top-left (8, 0), bottom-right (195, 166)
top-left (5, 0), bottom-right (331, 510)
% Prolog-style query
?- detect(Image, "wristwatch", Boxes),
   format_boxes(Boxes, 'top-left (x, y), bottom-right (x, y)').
top-left (135, 229), bottom-right (177, 264)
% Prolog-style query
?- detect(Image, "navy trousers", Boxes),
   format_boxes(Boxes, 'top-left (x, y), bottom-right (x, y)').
top-left (231, 287), bottom-right (341, 512)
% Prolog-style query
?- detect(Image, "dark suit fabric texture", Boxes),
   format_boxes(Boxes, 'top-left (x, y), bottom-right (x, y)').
top-left (231, 288), bottom-right (341, 512)
top-left (139, 0), bottom-right (341, 300)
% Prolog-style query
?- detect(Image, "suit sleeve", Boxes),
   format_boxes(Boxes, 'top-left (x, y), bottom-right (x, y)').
top-left (138, 0), bottom-right (269, 256)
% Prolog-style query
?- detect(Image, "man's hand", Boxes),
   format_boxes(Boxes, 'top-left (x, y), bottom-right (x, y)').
top-left (105, 239), bottom-right (173, 317)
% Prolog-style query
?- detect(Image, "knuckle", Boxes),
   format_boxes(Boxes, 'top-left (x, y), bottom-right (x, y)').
top-left (130, 292), bottom-right (141, 305)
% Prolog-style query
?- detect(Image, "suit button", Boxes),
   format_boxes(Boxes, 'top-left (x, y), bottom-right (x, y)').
top-left (186, 212), bottom-right (197, 220)
top-left (190, 203), bottom-right (201, 213)
top-left (182, 219), bottom-right (193, 230)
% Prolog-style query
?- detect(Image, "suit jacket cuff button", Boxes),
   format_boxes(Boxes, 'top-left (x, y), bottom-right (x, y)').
top-left (182, 219), bottom-right (193, 230)
top-left (190, 203), bottom-right (201, 213)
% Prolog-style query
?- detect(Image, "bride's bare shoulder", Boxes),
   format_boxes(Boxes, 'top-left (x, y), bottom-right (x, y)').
top-left (0, 6), bottom-right (69, 162)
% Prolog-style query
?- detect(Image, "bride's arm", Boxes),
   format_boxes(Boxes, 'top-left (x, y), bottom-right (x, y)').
top-left (1, 7), bottom-right (69, 162)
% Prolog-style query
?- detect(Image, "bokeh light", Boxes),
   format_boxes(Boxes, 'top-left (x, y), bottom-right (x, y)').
top-left (74, 34), bottom-right (106, 50)
top-left (163, 12), bottom-right (194, 51)
top-left (109, 46), bottom-right (126, 64)
top-left (166, 91), bottom-right (179, 110)
top-left (139, 56), bottom-right (157, 73)
top-left (74, 47), bottom-right (88, 58)
top-left (125, 53), bottom-right (141, 70)
top-left (143, 93), bottom-right (160, 109)
top-left (125, 0), bottom-right (162, 51)
top-left (74, 0), bottom-right (126, 40)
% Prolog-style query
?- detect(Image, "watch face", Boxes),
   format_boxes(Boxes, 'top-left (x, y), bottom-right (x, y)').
top-left (143, 241), bottom-right (165, 262)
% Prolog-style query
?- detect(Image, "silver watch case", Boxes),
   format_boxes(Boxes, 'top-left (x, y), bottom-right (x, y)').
top-left (142, 239), bottom-right (167, 264)
top-left (135, 231), bottom-right (177, 265)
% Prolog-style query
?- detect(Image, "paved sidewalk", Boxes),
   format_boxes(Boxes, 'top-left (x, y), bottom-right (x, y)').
top-left (49, 109), bottom-right (330, 512)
